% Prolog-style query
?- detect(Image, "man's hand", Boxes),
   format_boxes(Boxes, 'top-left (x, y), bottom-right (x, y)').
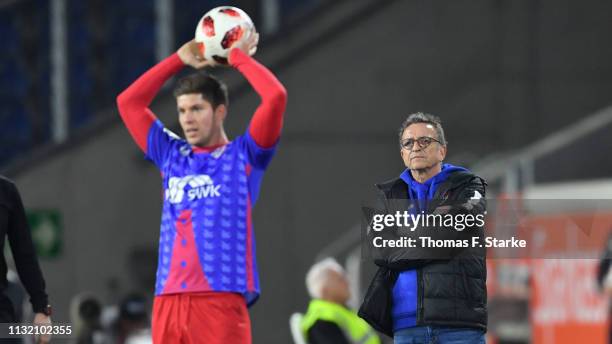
top-left (33, 313), bottom-right (51, 344)
top-left (177, 40), bottom-right (216, 69)
top-left (228, 30), bottom-right (259, 64)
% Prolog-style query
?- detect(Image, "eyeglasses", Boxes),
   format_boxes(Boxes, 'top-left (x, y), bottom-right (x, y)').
top-left (400, 136), bottom-right (442, 151)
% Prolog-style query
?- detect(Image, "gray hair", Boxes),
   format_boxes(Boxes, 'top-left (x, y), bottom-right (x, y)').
top-left (305, 258), bottom-right (344, 299)
top-left (398, 112), bottom-right (447, 146)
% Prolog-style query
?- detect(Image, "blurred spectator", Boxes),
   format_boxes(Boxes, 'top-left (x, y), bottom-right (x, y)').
top-left (69, 291), bottom-right (152, 344)
top-left (301, 258), bottom-right (381, 344)
top-left (99, 292), bottom-right (151, 344)
top-left (597, 231), bottom-right (612, 343)
top-left (69, 293), bottom-right (107, 344)
top-left (113, 293), bottom-right (150, 344)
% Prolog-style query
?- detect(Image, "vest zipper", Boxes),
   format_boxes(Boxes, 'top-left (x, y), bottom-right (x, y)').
top-left (417, 268), bottom-right (424, 325)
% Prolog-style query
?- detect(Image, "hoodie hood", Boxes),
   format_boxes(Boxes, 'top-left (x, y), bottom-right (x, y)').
top-left (399, 163), bottom-right (469, 212)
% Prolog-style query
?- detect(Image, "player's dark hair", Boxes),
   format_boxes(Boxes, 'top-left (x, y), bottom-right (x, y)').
top-left (173, 72), bottom-right (229, 109)
top-left (398, 112), bottom-right (447, 146)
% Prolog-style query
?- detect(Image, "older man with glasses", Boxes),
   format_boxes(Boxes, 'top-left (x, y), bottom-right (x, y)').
top-left (359, 112), bottom-right (488, 344)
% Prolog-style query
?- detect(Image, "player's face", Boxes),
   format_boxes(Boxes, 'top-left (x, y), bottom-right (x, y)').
top-left (400, 123), bottom-right (446, 170)
top-left (177, 93), bottom-right (226, 147)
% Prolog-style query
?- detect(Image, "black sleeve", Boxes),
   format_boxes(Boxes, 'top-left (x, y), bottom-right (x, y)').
top-left (6, 181), bottom-right (48, 313)
top-left (308, 320), bottom-right (351, 344)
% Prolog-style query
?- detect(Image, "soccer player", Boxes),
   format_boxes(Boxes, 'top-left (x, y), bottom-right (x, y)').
top-left (116, 31), bottom-right (287, 344)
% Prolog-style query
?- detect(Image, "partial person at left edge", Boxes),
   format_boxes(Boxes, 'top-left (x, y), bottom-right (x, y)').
top-left (0, 176), bottom-right (51, 344)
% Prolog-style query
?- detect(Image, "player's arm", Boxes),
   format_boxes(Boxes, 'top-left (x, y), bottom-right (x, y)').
top-left (116, 40), bottom-right (213, 152)
top-left (228, 32), bottom-right (288, 148)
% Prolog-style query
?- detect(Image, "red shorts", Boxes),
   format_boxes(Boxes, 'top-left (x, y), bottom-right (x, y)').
top-left (152, 292), bottom-right (251, 344)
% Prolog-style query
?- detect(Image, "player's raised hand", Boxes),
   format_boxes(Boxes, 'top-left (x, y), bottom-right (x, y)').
top-left (229, 30), bottom-right (259, 61)
top-left (177, 40), bottom-right (216, 69)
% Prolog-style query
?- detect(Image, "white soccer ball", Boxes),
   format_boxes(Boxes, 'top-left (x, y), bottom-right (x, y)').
top-left (194, 6), bottom-right (255, 64)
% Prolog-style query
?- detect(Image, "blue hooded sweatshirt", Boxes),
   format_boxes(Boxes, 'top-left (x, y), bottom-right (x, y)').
top-left (391, 163), bottom-right (468, 332)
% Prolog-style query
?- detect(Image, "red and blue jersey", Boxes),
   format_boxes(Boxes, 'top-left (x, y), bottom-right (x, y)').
top-left (147, 122), bottom-right (275, 305)
top-left (117, 48), bottom-right (287, 307)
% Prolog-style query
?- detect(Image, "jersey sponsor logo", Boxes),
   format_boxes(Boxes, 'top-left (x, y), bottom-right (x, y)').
top-left (180, 145), bottom-right (191, 156)
top-left (165, 174), bottom-right (221, 204)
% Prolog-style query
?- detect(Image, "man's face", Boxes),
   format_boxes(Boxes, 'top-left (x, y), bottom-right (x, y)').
top-left (400, 122), bottom-right (447, 170)
top-left (322, 269), bottom-right (351, 304)
top-left (177, 93), bottom-right (226, 147)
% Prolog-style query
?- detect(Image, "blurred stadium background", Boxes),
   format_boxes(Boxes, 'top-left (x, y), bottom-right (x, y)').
top-left (2, 0), bottom-right (612, 343)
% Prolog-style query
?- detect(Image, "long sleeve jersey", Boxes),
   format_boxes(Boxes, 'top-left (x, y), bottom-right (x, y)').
top-left (117, 49), bottom-right (287, 305)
